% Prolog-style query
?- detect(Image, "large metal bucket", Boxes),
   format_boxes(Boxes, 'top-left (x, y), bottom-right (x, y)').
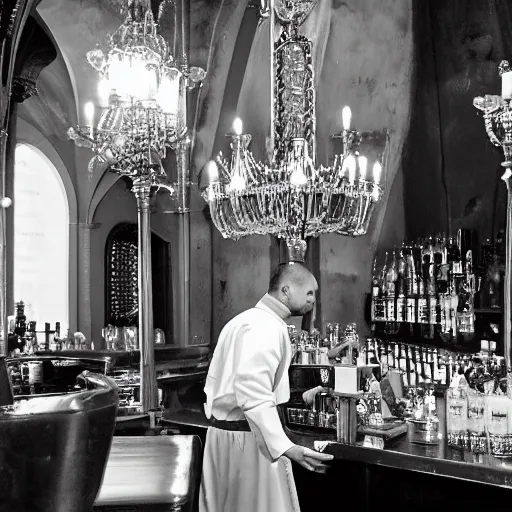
top-left (0, 371), bottom-right (118, 512)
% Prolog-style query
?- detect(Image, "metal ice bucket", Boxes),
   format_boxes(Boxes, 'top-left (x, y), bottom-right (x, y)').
top-left (0, 370), bottom-right (119, 512)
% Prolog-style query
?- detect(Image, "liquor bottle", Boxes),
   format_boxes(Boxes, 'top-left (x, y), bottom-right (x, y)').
top-left (417, 271), bottom-right (428, 325)
top-left (450, 234), bottom-right (463, 275)
top-left (406, 247), bottom-right (418, 296)
top-left (403, 248), bottom-right (415, 323)
top-left (415, 347), bottom-right (424, 384)
top-left (388, 342), bottom-right (395, 369)
top-left (27, 321), bottom-right (37, 353)
top-left (371, 258), bottom-right (380, 298)
top-left (423, 347), bottom-right (432, 382)
top-left (400, 344), bottom-right (408, 374)
top-left (398, 345), bottom-right (409, 389)
top-left (44, 322), bottom-right (51, 352)
top-left (439, 294), bottom-right (448, 333)
top-left (54, 322), bottom-right (62, 351)
top-left (427, 278), bottom-right (437, 326)
top-left (395, 343), bottom-right (400, 372)
top-left (396, 249), bottom-right (406, 322)
top-left (446, 354), bottom-right (453, 385)
top-left (408, 346), bottom-right (416, 387)
top-left (385, 252), bottom-right (397, 322)
top-left (379, 252), bottom-right (389, 322)
top-left (14, 301), bottom-right (27, 338)
top-left (436, 237), bottom-right (449, 295)
top-left (371, 258), bottom-right (384, 321)
top-left (433, 348), bottom-right (446, 385)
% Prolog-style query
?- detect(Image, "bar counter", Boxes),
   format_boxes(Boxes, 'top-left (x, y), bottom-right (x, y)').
top-left (164, 405), bottom-right (512, 512)
top-left (287, 424), bottom-right (512, 488)
top-left (284, 421), bottom-right (512, 512)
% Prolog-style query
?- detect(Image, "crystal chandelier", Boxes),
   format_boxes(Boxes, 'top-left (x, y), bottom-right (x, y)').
top-left (67, 2), bottom-right (205, 185)
top-left (200, 0), bottom-right (389, 260)
top-left (67, 0), bottom-right (205, 412)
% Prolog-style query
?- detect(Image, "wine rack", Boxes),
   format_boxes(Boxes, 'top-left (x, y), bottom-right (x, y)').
top-left (106, 223), bottom-right (138, 326)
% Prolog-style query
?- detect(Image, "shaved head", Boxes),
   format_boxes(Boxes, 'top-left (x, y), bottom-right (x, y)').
top-left (269, 262), bottom-right (313, 292)
top-left (268, 262), bottom-right (318, 316)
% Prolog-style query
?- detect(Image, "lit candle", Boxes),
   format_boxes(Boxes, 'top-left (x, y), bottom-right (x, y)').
top-left (503, 70), bottom-right (512, 100)
top-left (346, 155), bottom-right (356, 185)
top-left (229, 174), bottom-right (246, 191)
top-left (342, 106), bottom-right (352, 131)
top-left (233, 117), bottom-right (243, 136)
top-left (373, 161), bottom-right (382, 184)
top-left (358, 155), bottom-right (368, 181)
top-left (290, 165), bottom-right (307, 187)
top-left (84, 101), bottom-right (95, 138)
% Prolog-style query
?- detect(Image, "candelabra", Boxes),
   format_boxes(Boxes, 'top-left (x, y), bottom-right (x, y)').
top-left (200, 0), bottom-right (389, 261)
top-left (474, 59), bottom-right (512, 398)
top-left (68, 2), bottom-right (205, 412)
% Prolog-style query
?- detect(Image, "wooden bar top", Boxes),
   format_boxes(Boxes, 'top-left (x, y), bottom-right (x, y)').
top-left (94, 435), bottom-right (201, 510)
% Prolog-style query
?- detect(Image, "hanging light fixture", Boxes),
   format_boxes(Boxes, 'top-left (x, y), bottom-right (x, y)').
top-left (67, 0), bottom-right (205, 413)
top-left (68, 1), bottom-right (205, 183)
top-left (200, 0), bottom-right (389, 261)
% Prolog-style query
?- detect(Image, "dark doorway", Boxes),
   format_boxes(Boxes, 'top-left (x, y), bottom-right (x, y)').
top-left (105, 222), bottom-right (173, 343)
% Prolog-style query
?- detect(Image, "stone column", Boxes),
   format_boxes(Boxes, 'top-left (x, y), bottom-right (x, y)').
top-left (0, 130), bottom-right (9, 356)
top-left (75, 222), bottom-right (99, 342)
top-left (174, 138), bottom-right (191, 346)
top-left (133, 179), bottom-right (158, 412)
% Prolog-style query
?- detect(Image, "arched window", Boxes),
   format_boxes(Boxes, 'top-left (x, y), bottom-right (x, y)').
top-left (14, 144), bottom-right (69, 333)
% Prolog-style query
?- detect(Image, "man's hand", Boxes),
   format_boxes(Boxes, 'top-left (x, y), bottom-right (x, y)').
top-left (283, 445), bottom-right (334, 473)
top-left (302, 385), bottom-right (329, 406)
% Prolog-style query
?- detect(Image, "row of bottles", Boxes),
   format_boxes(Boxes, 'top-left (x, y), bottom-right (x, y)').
top-left (8, 301), bottom-right (88, 356)
top-left (371, 232), bottom-right (476, 336)
top-left (365, 338), bottom-right (506, 391)
top-left (366, 339), bottom-right (448, 387)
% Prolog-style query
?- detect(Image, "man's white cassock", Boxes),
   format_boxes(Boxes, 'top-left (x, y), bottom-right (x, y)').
top-left (199, 294), bottom-right (301, 512)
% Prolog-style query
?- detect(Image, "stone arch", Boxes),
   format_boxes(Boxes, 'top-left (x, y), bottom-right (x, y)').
top-left (15, 119), bottom-right (78, 331)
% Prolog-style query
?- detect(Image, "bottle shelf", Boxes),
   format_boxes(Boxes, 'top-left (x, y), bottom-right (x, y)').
top-left (371, 321), bottom-right (479, 354)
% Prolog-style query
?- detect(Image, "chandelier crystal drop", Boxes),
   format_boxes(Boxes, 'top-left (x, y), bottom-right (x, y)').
top-left (200, 0), bottom-right (390, 261)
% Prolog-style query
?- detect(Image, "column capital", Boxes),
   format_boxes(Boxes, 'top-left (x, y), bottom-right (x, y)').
top-left (132, 179), bottom-right (153, 209)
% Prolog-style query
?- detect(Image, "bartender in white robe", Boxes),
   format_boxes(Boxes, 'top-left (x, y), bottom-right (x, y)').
top-left (199, 262), bottom-right (333, 512)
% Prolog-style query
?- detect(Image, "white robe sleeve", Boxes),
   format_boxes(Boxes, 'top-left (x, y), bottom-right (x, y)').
top-left (233, 325), bottom-right (295, 462)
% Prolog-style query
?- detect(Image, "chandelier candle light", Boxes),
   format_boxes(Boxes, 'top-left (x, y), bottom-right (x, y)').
top-left (474, 60), bottom-right (512, 399)
top-left (68, 1), bottom-right (205, 412)
top-left (199, 0), bottom-right (389, 262)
